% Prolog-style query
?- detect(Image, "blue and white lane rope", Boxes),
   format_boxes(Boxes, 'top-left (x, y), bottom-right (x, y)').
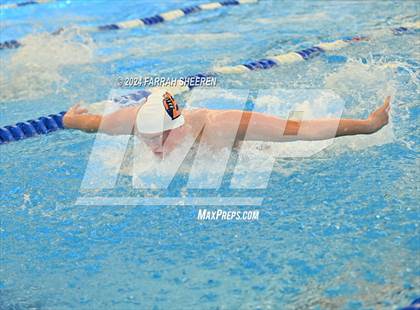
top-left (98, 0), bottom-right (257, 31)
top-left (0, 0), bottom-right (54, 10)
top-left (0, 22), bottom-right (418, 145)
top-left (0, 0), bottom-right (258, 50)
top-left (212, 22), bottom-right (420, 74)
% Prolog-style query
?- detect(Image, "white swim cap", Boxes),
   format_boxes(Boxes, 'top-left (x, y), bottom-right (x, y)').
top-left (136, 89), bottom-right (184, 134)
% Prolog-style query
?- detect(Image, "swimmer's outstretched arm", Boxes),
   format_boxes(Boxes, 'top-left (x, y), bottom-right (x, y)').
top-left (254, 96), bottom-right (390, 141)
top-left (210, 97), bottom-right (391, 142)
top-left (63, 104), bottom-right (139, 135)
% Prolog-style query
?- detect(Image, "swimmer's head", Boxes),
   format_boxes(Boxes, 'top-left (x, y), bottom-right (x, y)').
top-left (136, 89), bottom-right (184, 135)
top-left (136, 89), bottom-right (184, 154)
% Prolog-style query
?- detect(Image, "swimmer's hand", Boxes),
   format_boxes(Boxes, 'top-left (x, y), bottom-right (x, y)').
top-left (63, 103), bottom-right (100, 132)
top-left (66, 103), bottom-right (89, 116)
top-left (366, 96), bottom-right (391, 133)
top-left (63, 103), bottom-right (88, 128)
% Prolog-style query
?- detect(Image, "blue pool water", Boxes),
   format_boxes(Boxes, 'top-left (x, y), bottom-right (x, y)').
top-left (1, 0), bottom-right (419, 309)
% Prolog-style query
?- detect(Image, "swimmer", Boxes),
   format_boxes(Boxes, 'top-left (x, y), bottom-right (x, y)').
top-left (63, 90), bottom-right (391, 156)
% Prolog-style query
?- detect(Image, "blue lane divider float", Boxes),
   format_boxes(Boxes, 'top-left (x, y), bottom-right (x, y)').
top-left (0, 112), bottom-right (66, 144)
top-left (0, 40), bottom-right (21, 50)
top-left (401, 297), bottom-right (420, 310)
top-left (1, 22), bottom-right (418, 145)
top-left (0, 0), bottom-right (54, 10)
top-left (0, 0), bottom-right (257, 50)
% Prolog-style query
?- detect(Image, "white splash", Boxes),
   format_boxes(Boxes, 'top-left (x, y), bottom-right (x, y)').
top-left (0, 26), bottom-right (95, 102)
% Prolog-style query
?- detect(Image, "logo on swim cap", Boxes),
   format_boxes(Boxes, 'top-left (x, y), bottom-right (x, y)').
top-left (162, 92), bottom-right (181, 120)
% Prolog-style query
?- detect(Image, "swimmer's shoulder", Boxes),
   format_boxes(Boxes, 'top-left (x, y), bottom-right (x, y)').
top-left (183, 107), bottom-right (211, 121)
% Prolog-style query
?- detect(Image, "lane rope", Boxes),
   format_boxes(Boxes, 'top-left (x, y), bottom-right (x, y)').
top-left (98, 0), bottom-right (257, 31)
top-left (0, 0), bottom-right (258, 50)
top-left (0, 0), bottom-right (54, 10)
top-left (0, 112), bottom-right (66, 143)
top-left (0, 22), bottom-right (418, 145)
top-left (213, 22), bottom-right (420, 74)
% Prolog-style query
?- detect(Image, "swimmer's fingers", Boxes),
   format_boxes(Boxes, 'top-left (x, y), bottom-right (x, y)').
top-left (67, 103), bottom-right (88, 115)
top-left (384, 96), bottom-right (391, 106)
top-left (384, 96), bottom-right (391, 112)
top-left (67, 103), bottom-right (80, 113)
top-left (75, 101), bottom-right (89, 114)
top-left (75, 106), bottom-right (89, 114)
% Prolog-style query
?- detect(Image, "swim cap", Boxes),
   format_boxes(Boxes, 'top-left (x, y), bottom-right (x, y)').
top-left (136, 89), bottom-right (184, 134)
